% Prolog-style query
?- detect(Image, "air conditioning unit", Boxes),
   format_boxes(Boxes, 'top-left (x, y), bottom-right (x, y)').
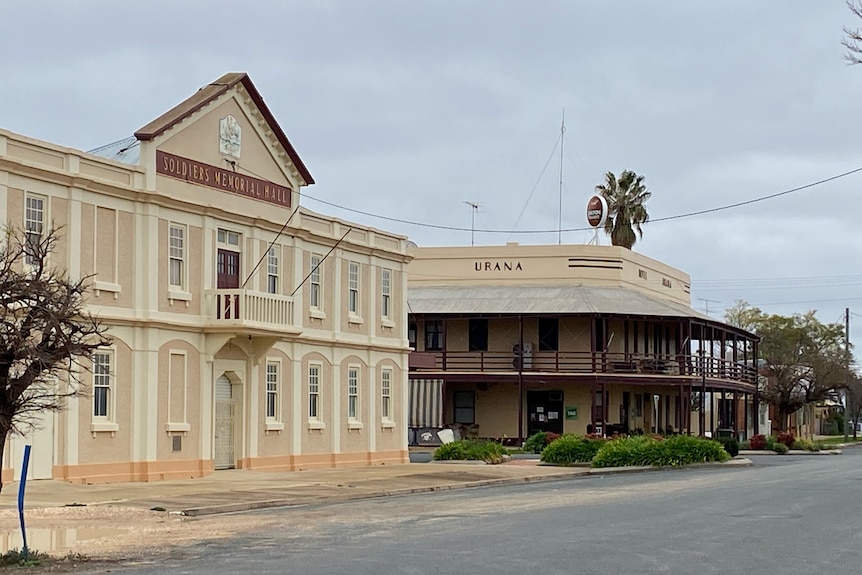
top-left (512, 342), bottom-right (534, 369)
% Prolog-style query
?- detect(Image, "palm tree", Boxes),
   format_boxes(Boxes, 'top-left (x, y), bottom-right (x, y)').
top-left (595, 170), bottom-right (651, 249)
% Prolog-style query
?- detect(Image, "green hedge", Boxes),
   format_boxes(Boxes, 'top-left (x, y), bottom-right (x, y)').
top-left (591, 435), bottom-right (731, 468)
top-left (523, 431), bottom-right (560, 454)
top-left (433, 439), bottom-right (507, 463)
top-left (540, 434), bottom-right (605, 465)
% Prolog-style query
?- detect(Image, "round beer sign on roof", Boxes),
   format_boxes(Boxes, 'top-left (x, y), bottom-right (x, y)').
top-left (586, 195), bottom-right (608, 228)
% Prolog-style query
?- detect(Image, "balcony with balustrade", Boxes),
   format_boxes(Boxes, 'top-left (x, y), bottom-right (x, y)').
top-left (203, 289), bottom-right (300, 336)
top-left (409, 348), bottom-right (758, 391)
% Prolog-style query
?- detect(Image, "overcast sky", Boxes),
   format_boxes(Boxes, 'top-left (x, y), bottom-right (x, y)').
top-left (2, 1), bottom-right (861, 352)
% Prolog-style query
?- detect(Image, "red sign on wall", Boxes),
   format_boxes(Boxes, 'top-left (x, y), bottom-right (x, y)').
top-left (156, 150), bottom-right (292, 207)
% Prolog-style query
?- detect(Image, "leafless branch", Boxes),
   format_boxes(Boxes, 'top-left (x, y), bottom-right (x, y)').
top-left (844, 0), bottom-right (862, 65)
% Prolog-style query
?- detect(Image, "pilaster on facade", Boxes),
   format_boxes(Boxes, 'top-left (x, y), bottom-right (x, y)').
top-left (291, 351), bottom-right (303, 454)
top-left (247, 355), bottom-right (260, 459)
top-left (333, 254), bottom-right (342, 335)
top-left (367, 363), bottom-right (377, 452)
top-left (201, 358), bottom-right (215, 462)
top-left (332, 359), bottom-right (341, 454)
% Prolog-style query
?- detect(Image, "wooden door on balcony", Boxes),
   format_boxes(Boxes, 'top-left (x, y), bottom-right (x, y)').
top-left (217, 249), bottom-right (240, 319)
top-left (527, 390), bottom-right (564, 436)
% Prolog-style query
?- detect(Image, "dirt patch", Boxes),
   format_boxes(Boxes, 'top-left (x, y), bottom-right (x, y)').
top-left (0, 505), bottom-right (272, 567)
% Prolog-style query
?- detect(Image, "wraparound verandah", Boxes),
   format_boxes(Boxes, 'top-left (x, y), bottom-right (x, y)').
top-left (410, 374), bottom-right (759, 445)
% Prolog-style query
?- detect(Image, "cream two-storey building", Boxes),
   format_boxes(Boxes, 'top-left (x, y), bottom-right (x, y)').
top-left (0, 73), bottom-right (411, 484)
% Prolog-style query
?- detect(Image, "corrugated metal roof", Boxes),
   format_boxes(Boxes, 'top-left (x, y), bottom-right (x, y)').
top-left (88, 136), bottom-right (141, 165)
top-left (408, 284), bottom-right (713, 321)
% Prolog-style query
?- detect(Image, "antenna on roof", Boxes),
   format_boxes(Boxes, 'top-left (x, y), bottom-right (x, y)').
top-left (464, 201), bottom-right (481, 246)
top-left (698, 298), bottom-right (721, 317)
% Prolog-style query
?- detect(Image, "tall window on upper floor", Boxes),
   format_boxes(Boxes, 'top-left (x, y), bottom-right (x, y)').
top-left (310, 254), bottom-right (322, 309)
top-left (267, 246), bottom-right (279, 294)
top-left (425, 320), bottom-right (443, 351)
top-left (348, 261), bottom-right (360, 316)
top-left (538, 318), bottom-right (559, 351)
top-left (468, 318), bottom-right (488, 352)
top-left (92, 350), bottom-right (113, 420)
top-left (24, 194), bottom-right (46, 266)
top-left (168, 224), bottom-right (186, 289)
top-left (381, 268), bottom-right (392, 319)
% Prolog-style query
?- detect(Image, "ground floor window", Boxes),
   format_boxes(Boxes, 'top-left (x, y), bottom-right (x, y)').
top-left (453, 390), bottom-right (475, 424)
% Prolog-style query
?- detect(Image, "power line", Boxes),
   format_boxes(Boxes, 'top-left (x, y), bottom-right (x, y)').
top-left (297, 165), bottom-right (862, 235)
top-left (712, 296), bottom-right (862, 309)
top-left (696, 273), bottom-right (862, 285)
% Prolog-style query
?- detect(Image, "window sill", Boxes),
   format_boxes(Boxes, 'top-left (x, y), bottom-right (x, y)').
top-left (165, 422), bottom-right (190, 433)
top-left (90, 422), bottom-right (119, 436)
top-left (309, 308), bottom-right (326, 320)
top-left (94, 281), bottom-right (121, 300)
top-left (347, 420), bottom-right (364, 430)
top-left (348, 315), bottom-right (364, 325)
top-left (307, 420), bottom-right (326, 431)
top-left (168, 289), bottom-right (192, 306)
top-left (380, 318), bottom-right (396, 328)
top-left (380, 420), bottom-right (396, 429)
top-left (265, 421), bottom-right (285, 432)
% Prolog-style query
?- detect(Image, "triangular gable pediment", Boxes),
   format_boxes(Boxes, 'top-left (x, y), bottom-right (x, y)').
top-left (135, 73), bottom-right (314, 196)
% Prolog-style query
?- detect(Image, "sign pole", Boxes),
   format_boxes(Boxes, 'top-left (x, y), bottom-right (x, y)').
top-left (18, 444), bottom-right (32, 560)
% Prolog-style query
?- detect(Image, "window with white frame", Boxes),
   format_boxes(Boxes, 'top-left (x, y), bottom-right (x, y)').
top-left (310, 254), bottom-right (322, 309)
top-left (92, 350), bottom-right (113, 419)
top-left (266, 361), bottom-right (279, 420)
top-left (24, 194), bottom-right (45, 265)
top-left (381, 368), bottom-right (392, 420)
top-left (348, 367), bottom-right (359, 420)
top-left (381, 269), bottom-right (392, 319)
top-left (168, 224), bottom-right (186, 289)
top-left (267, 246), bottom-right (279, 294)
top-left (308, 364), bottom-right (320, 419)
top-left (217, 228), bottom-right (240, 247)
top-left (348, 261), bottom-right (360, 315)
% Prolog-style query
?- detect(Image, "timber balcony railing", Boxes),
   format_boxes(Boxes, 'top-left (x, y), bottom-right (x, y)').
top-left (408, 350), bottom-right (758, 384)
top-left (204, 289), bottom-right (295, 330)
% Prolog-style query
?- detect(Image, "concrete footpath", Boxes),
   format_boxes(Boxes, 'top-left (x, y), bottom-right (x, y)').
top-left (0, 458), bottom-right (753, 518)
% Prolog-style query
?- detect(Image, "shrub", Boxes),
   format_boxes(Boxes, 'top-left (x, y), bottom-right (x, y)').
top-left (433, 439), bottom-right (507, 463)
top-left (773, 443), bottom-right (789, 454)
top-left (717, 437), bottom-right (739, 457)
top-left (523, 432), bottom-right (549, 454)
top-left (776, 431), bottom-right (795, 448)
top-left (739, 440), bottom-right (750, 450)
top-left (0, 549), bottom-right (45, 567)
top-left (591, 434), bottom-right (731, 468)
top-left (765, 435), bottom-right (778, 451)
top-left (540, 435), bottom-right (606, 465)
top-left (523, 431), bottom-right (562, 454)
top-left (792, 438), bottom-right (818, 452)
top-left (749, 434), bottom-right (767, 450)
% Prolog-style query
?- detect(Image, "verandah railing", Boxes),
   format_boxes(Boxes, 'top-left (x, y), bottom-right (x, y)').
top-left (408, 350), bottom-right (757, 384)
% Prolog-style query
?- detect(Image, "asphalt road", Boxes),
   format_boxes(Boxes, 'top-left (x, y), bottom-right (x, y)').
top-left (83, 451), bottom-right (862, 574)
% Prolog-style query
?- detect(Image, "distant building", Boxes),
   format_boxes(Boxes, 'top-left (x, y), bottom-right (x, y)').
top-left (406, 243), bottom-right (760, 444)
top-left (1, 73), bottom-right (411, 484)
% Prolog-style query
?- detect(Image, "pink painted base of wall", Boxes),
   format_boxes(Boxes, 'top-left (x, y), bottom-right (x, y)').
top-left (1, 450), bottom-right (409, 485)
top-left (53, 459), bottom-right (213, 484)
top-left (240, 450), bottom-right (408, 472)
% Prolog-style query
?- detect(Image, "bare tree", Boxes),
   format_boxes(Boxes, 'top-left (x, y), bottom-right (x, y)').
top-left (844, 0), bottom-right (862, 65)
top-left (0, 226), bottom-right (110, 493)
